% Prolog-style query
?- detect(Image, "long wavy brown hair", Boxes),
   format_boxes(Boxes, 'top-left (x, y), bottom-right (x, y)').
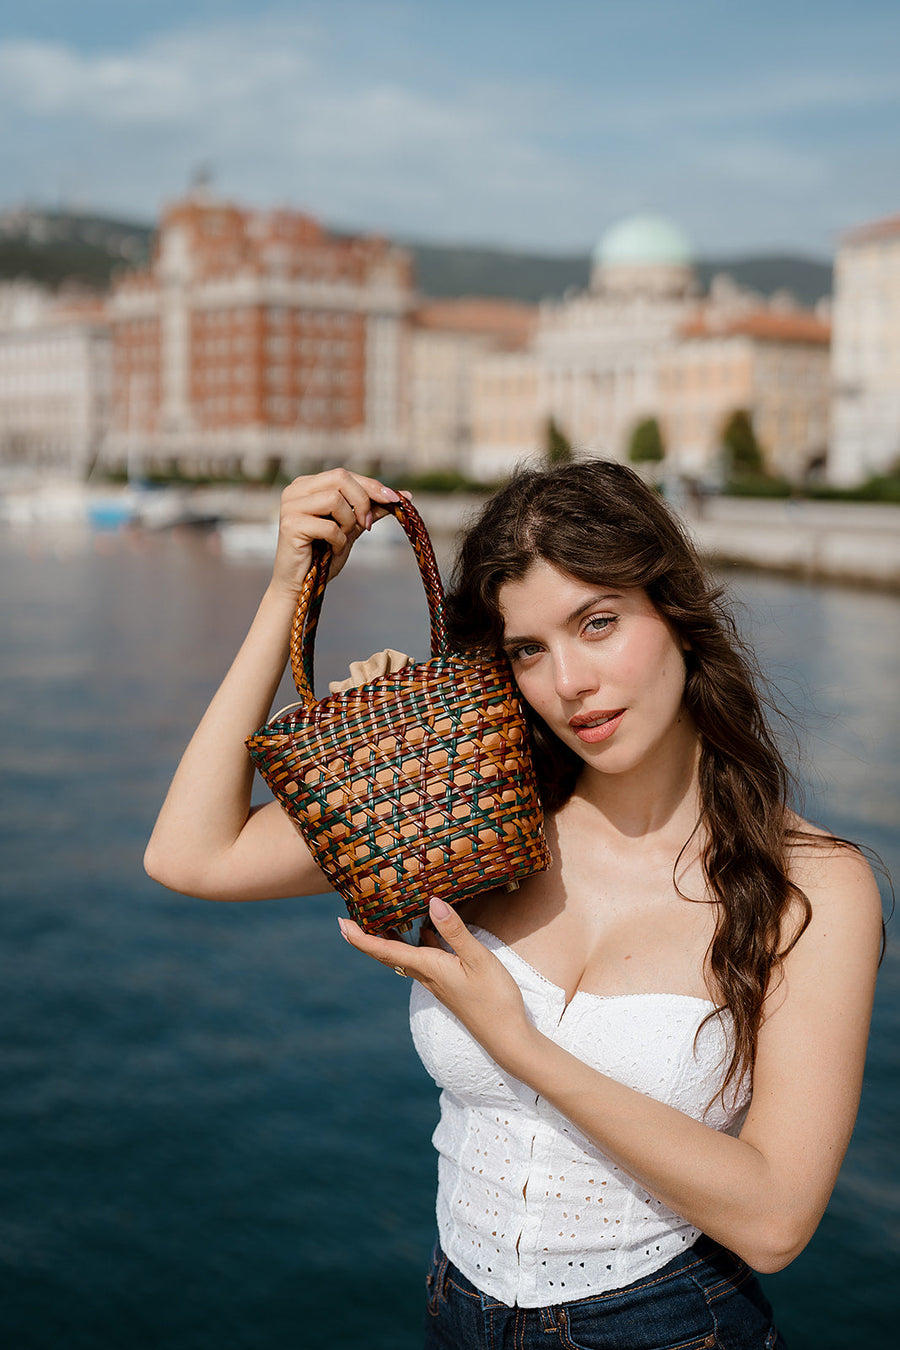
top-left (445, 458), bottom-right (816, 1101)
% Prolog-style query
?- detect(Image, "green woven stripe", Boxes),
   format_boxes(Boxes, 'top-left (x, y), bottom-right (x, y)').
top-left (339, 835), bottom-right (551, 931)
top-left (271, 771), bottom-right (540, 873)
top-left (250, 709), bottom-right (535, 841)
top-left (246, 651), bottom-right (550, 933)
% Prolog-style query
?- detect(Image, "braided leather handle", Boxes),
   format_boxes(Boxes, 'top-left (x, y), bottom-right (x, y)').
top-left (288, 496), bottom-right (448, 706)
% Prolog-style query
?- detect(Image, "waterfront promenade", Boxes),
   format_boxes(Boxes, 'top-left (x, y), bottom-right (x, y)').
top-left (677, 495), bottom-right (900, 589)
top-left (1, 478), bottom-right (898, 589)
top-left (408, 492), bottom-right (900, 591)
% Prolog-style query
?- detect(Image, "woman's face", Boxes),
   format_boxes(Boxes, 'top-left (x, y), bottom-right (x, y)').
top-left (498, 559), bottom-right (695, 780)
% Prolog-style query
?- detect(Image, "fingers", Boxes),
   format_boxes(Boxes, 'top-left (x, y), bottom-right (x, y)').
top-left (281, 469), bottom-right (400, 537)
top-left (426, 896), bottom-right (479, 966)
top-left (279, 488), bottom-right (360, 548)
top-left (271, 468), bottom-right (402, 595)
top-left (337, 915), bottom-right (446, 981)
top-left (337, 897), bottom-right (480, 979)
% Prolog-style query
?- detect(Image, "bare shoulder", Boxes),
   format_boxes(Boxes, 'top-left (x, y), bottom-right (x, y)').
top-left (784, 812), bottom-right (885, 951)
top-left (759, 815), bottom-right (884, 1034)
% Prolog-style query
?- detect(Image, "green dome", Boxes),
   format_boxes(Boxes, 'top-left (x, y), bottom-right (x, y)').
top-left (595, 214), bottom-right (692, 267)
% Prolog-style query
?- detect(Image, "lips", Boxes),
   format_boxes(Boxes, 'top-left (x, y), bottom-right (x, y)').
top-left (568, 709), bottom-right (625, 744)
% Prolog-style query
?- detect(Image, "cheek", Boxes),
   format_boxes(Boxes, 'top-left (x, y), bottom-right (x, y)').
top-left (661, 648), bottom-right (689, 705)
top-left (513, 670), bottom-right (551, 716)
top-left (630, 635), bottom-right (687, 702)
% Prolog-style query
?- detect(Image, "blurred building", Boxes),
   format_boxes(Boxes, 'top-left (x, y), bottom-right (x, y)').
top-left (830, 213), bottom-right (900, 485)
top-left (102, 192), bottom-right (414, 477)
top-left (0, 198), bottom-right (844, 489)
top-left (468, 214), bottom-right (698, 480)
top-left (407, 298), bottom-right (536, 475)
top-left (0, 282), bottom-right (111, 477)
top-left (468, 214), bottom-right (832, 483)
top-left (661, 300), bottom-right (830, 480)
top-left (469, 348), bottom-right (541, 482)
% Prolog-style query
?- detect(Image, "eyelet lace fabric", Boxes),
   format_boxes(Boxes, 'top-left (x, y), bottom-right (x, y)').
top-left (410, 925), bottom-right (751, 1308)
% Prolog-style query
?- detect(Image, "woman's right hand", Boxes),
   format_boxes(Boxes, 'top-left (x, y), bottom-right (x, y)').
top-left (269, 468), bottom-right (402, 601)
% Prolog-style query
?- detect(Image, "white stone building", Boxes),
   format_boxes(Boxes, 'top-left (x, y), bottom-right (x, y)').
top-left (0, 282), bottom-right (111, 477)
top-left (660, 305), bottom-right (831, 481)
top-left (468, 214), bottom-right (833, 484)
top-left (830, 213), bottom-right (900, 485)
top-left (407, 299), bottom-right (536, 475)
top-left (468, 214), bottom-right (699, 480)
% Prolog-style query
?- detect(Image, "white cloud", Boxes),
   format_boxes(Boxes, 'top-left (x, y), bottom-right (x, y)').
top-left (604, 69), bottom-right (900, 133)
top-left (0, 22), bottom-right (318, 124)
top-left (0, 39), bottom-right (192, 121)
top-left (690, 139), bottom-right (829, 191)
top-left (0, 17), bottom-right (582, 241)
top-left (0, 9), bottom-right (897, 254)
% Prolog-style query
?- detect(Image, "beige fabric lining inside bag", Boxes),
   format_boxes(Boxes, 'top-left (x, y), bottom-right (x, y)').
top-left (327, 648), bottom-right (410, 694)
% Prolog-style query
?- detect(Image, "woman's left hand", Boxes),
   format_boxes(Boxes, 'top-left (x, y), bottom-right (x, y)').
top-left (338, 897), bottom-right (538, 1077)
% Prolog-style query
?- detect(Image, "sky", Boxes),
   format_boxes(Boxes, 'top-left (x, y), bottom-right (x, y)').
top-left (0, 0), bottom-right (898, 260)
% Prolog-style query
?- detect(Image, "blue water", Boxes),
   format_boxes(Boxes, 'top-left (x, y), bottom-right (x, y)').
top-left (0, 522), bottom-right (897, 1349)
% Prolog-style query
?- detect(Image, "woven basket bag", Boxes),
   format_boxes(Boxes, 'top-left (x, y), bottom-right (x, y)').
top-left (246, 497), bottom-right (551, 934)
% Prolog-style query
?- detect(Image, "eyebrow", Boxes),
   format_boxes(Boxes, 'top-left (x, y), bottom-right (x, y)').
top-left (502, 593), bottom-right (622, 650)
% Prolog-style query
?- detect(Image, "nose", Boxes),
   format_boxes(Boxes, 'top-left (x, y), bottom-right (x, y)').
top-left (552, 645), bottom-right (598, 702)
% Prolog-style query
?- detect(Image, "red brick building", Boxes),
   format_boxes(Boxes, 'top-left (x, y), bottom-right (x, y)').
top-left (104, 193), bottom-right (414, 476)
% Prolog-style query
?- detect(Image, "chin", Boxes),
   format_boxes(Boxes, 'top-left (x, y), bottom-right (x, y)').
top-left (568, 727), bottom-right (676, 779)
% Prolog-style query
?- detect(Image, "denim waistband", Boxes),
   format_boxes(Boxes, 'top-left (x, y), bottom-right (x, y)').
top-left (437, 1235), bottom-right (752, 1309)
top-left (425, 1235), bottom-right (784, 1350)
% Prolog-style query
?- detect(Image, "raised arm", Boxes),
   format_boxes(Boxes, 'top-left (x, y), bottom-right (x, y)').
top-left (340, 841), bottom-right (883, 1272)
top-left (144, 469), bottom-right (401, 902)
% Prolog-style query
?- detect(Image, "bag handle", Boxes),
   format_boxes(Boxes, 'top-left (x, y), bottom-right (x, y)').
top-left (288, 496), bottom-right (448, 706)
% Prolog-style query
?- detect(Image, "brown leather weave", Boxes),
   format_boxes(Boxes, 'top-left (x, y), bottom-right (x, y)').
top-left (246, 498), bottom-right (550, 933)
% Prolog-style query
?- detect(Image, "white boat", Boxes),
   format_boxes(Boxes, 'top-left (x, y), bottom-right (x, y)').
top-left (0, 480), bottom-right (89, 526)
top-left (217, 520), bottom-right (280, 558)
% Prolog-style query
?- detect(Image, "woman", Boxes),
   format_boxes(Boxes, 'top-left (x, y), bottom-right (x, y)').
top-left (145, 463), bottom-right (882, 1349)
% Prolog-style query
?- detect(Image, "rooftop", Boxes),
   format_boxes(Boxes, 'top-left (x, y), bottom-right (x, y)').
top-left (680, 308), bottom-right (831, 344)
top-left (841, 212), bottom-right (900, 246)
top-left (412, 297), bottom-right (536, 346)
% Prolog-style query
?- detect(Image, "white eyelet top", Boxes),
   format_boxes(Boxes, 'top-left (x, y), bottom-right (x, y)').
top-left (409, 924), bottom-right (751, 1308)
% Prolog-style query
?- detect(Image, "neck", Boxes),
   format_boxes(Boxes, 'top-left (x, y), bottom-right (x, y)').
top-left (572, 726), bottom-right (702, 843)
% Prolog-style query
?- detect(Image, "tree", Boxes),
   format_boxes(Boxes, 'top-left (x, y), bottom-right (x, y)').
top-left (721, 409), bottom-right (764, 478)
top-left (629, 416), bottom-right (665, 464)
top-left (545, 416), bottom-right (573, 465)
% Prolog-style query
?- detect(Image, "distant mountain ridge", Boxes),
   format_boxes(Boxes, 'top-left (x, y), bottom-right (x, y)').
top-left (0, 207), bottom-right (833, 306)
top-left (0, 208), bottom-right (153, 289)
top-left (409, 243), bottom-right (833, 306)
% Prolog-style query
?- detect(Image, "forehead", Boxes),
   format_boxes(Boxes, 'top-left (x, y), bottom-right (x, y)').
top-left (498, 559), bottom-right (647, 627)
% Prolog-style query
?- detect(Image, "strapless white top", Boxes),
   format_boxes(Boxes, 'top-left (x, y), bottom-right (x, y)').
top-left (409, 924), bottom-right (751, 1308)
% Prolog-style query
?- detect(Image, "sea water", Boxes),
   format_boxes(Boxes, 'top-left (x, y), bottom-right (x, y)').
top-left (0, 519), bottom-right (896, 1349)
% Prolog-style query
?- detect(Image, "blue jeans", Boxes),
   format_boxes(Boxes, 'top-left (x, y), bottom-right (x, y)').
top-left (423, 1236), bottom-right (787, 1349)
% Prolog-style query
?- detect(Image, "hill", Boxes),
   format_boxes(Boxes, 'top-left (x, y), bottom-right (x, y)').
top-left (0, 208), bottom-right (152, 290)
top-left (0, 207), bottom-right (833, 305)
top-left (693, 255), bottom-right (832, 306)
top-left (407, 242), bottom-right (832, 306)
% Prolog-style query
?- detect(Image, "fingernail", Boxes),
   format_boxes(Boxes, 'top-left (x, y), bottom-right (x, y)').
top-left (429, 896), bottom-right (451, 920)
top-left (365, 511), bottom-right (373, 532)
top-left (399, 489), bottom-right (413, 500)
top-left (378, 486), bottom-right (401, 502)
top-left (337, 917), bottom-right (349, 940)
